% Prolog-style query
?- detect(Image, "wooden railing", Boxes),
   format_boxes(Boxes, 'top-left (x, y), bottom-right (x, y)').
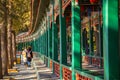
top-left (63, 67), bottom-right (72, 80)
top-left (50, 60), bottom-right (53, 70)
top-left (76, 73), bottom-right (92, 80)
top-left (54, 63), bottom-right (60, 77)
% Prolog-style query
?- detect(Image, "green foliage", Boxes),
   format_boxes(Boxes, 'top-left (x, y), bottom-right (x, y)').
top-left (0, 0), bottom-right (31, 34)
top-left (11, 0), bottom-right (31, 34)
top-left (0, 0), bottom-right (6, 22)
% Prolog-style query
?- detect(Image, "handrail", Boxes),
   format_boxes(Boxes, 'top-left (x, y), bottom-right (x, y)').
top-left (34, 52), bottom-right (104, 80)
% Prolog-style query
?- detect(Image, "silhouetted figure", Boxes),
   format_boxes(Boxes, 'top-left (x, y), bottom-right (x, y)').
top-left (27, 47), bottom-right (33, 67)
top-left (82, 28), bottom-right (89, 54)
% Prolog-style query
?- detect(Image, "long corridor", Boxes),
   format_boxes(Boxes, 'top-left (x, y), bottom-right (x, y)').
top-left (0, 0), bottom-right (120, 80)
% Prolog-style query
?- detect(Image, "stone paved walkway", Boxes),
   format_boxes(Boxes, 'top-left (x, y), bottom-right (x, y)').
top-left (32, 58), bottom-right (59, 80)
top-left (2, 57), bottom-right (59, 80)
top-left (8, 64), bottom-right (37, 80)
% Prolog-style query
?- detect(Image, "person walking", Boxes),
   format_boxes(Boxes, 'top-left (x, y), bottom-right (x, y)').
top-left (22, 48), bottom-right (27, 65)
top-left (26, 46), bottom-right (33, 67)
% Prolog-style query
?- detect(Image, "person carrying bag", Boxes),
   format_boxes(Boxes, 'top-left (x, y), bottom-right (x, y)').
top-left (27, 47), bottom-right (33, 67)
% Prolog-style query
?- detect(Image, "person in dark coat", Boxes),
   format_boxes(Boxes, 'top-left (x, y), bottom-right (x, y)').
top-left (27, 46), bottom-right (33, 67)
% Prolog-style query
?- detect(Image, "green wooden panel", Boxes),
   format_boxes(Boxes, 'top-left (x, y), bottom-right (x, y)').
top-left (103, 0), bottom-right (120, 80)
top-left (59, 0), bottom-right (67, 79)
top-left (71, 0), bottom-right (81, 80)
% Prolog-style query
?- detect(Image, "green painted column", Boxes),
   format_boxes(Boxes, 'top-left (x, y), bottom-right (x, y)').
top-left (31, 41), bottom-right (33, 51)
top-left (37, 39), bottom-right (39, 52)
top-left (27, 42), bottom-right (30, 46)
top-left (33, 38), bottom-right (35, 51)
top-left (36, 39), bottom-right (38, 52)
top-left (45, 31), bottom-right (47, 56)
top-left (60, 17), bottom-right (67, 64)
top-left (52, 0), bottom-right (55, 73)
top-left (26, 42), bottom-right (27, 48)
top-left (43, 33), bottom-right (45, 54)
top-left (46, 29), bottom-right (48, 57)
top-left (17, 43), bottom-right (19, 51)
top-left (52, 0), bottom-right (58, 72)
top-left (37, 38), bottom-right (39, 52)
top-left (45, 29), bottom-right (48, 66)
top-left (50, 27), bottom-right (52, 58)
top-left (41, 35), bottom-right (43, 53)
top-left (38, 37), bottom-right (39, 52)
top-left (59, 0), bottom-right (67, 79)
top-left (20, 43), bottom-right (23, 50)
top-left (47, 30), bottom-right (49, 66)
top-left (34, 40), bottom-right (35, 51)
top-left (43, 33), bottom-right (46, 64)
top-left (31, 41), bottom-right (32, 47)
top-left (46, 28), bottom-right (48, 57)
top-left (48, 16), bottom-right (50, 68)
top-left (44, 32), bottom-right (46, 55)
top-left (25, 42), bottom-right (26, 48)
top-left (47, 28), bottom-right (50, 67)
top-left (27, 42), bottom-right (30, 47)
top-left (103, 0), bottom-right (120, 80)
top-left (37, 39), bottom-right (38, 52)
top-left (40, 36), bottom-right (41, 53)
top-left (22, 42), bottom-right (24, 49)
top-left (18, 43), bottom-right (20, 51)
top-left (52, 22), bottom-right (59, 72)
top-left (41, 36), bottom-right (42, 53)
top-left (45, 16), bottom-right (48, 58)
top-left (35, 39), bottom-right (38, 52)
top-left (71, 0), bottom-right (81, 80)
top-left (39, 37), bottom-right (41, 52)
top-left (22, 42), bottom-right (24, 50)
top-left (23, 42), bottom-right (24, 49)
top-left (53, 23), bottom-right (58, 61)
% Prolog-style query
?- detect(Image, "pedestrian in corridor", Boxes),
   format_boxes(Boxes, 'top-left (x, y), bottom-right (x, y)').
top-left (27, 46), bottom-right (33, 67)
top-left (22, 48), bottom-right (27, 65)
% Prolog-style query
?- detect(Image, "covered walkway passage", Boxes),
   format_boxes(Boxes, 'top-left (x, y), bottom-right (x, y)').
top-left (0, 0), bottom-right (120, 80)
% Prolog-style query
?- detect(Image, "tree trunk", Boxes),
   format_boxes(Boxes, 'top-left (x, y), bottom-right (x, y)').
top-left (1, 21), bottom-right (8, 76)
top-left (7, 0), bottom-right (14, 68)
top-left (7, 18), bottom-right (13, 69)
top-left (12, 31), bottom-right (16, 63)
top-left (1, 0), bottom-right (8, 75)
top-left (0, 32), bottom-right (3, 78)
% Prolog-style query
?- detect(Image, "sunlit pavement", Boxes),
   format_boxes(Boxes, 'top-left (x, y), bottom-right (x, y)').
top-left (4, 57), bottom-right (59, 80)
top-left (32, 58), bottom-right (59, 80)
top-left (8, 64), bottom-right (37, 80)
